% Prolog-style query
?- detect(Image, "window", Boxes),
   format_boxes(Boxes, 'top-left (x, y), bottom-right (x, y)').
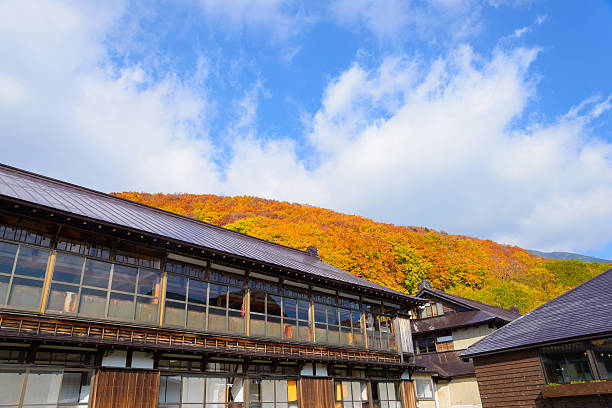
top-left (415, 379), bottom-right (434, 400)
top-left (371, 381), bottom-right (402, 407)
top-left (0, 368), bottom-right (91, 407)
top-left (541, 342), bottom-right (594, 384)
top-left (415, 302), bottom-right (444, 319)
top-left (335, 380), bottom-right (368, 408)
top-left (0, 242), bottom-right (50, 310)
top-left (250, 379), bottom-right (297, 408)
top-left (159, 375), bottom-right (245, 407)
top-left (250, 288), bottom-right (309, 341)
top-left (591, 337), bottom-right (612, 380)
top-left (416, 336), bottom-right (436, 354)
top-left (46, 253), bottom-right (162, 323)
top-left (164, 272), bottom-right (245, 334)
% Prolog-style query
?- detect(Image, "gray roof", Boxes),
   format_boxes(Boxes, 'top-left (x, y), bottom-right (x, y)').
top-left (462, 268), bottom-right (612, 357)
top-left (413, 350), bottom-right (475, 378)
top-left (417, 288), bottom-right (521, 322)
top-left (0, 163), bottom-right (421, 302)
top-left (411, 310), bottom-right (500, 335)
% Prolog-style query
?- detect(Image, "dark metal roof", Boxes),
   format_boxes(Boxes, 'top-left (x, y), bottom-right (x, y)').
top-left (411, 310), bottom-right (498, 335)
top-left (462, 268), bottom-right (612, 358)
top-left (412, 350), bottom-right (475, 378)
top-left (0, 163), bottom-right (422, 302)
top-left (417, 288), bottom-right (521, 322)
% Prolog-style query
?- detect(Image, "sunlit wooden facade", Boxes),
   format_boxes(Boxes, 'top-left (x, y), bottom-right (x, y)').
top-left (0, 164), bottom-right (424, 408)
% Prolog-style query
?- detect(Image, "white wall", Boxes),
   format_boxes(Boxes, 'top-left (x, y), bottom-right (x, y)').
top-left (451, 324), bottom-right (496, 350)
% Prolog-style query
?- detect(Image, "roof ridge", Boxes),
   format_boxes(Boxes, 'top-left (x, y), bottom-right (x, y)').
top-left (0, 162), bottom-right (318, 258)
top-left (425, 288), bottom-right (519, 315)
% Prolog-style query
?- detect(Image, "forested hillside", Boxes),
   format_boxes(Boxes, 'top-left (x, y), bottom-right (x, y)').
top-left (114, 193), bottom-right (611, 312)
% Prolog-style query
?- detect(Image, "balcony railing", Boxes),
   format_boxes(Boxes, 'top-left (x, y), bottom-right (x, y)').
top-left (0, 312), bottom-right (408, 367)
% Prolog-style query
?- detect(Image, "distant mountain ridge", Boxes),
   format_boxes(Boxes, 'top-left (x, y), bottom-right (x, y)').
top-left (529, 250), bottom-right (610, 263)
top-left (112, 192), bottom-right (612, 312)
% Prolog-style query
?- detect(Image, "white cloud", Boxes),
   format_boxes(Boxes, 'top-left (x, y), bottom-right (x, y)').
top-left (329, 0), bottom-right (487, 42)
top-left (1, 0), bottom-right (612, 255)
top-left (0, 0), bottom-right (220, 193)
top-left (198, 0), bottom-right (311, 41)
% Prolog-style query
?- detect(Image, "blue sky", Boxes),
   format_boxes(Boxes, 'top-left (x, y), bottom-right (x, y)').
top-left (1, 0), bottom-right (612, 258)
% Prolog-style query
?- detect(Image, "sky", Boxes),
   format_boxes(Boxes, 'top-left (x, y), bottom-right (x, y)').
top-left (1, 0), bottom-right (612, 258)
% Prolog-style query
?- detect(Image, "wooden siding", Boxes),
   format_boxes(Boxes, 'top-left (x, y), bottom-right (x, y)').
top-left (435, 340), bottom-right (454, 352)
top-left (401, 380), bottom-right (417, 408)
top-left (91, 370), bottom-right (160, 408)
top-left (299, 377), bottom-right (335, 408)
top-left (473, 350), bottom-right (546, 408)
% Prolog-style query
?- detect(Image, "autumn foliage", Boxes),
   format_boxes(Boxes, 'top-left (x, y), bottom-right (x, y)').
top-left (114, 192), bottom-right (611, 312)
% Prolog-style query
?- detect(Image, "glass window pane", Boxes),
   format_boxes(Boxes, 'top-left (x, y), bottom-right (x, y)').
top-left (250, 313), bottom-right (266, 336)
top-left (229, 378), bottom-right (245, 403)
top-left (209, 284), bottom-right (227, 308)
top-left (339, 308), bottom-right (351, 327)
top-left (166, 275), bottom-right (188, 302)
top-left (108, 292), bottom-right (134, 320)
top-left (267, 316), bottom-right (281, 338)
top-left (0, 275), bottom-right (10, 305)
top-left (541, 342), bottom-right (593, 383)
top-left (138, 269), bottom-right (162, 297)
top-left (8, 277), bottom-right (42, 308)
top-left (415, 380), bottom-right (433, 399)
top-left (208, 306), bottom-right (226, 331)
top-left (135, 296), bottom-right (159, 323)
top-left (188, 279), bottom-right (208, 305)
top-left (328, 307), bottom-right (339, 325)
top-left (261, 380), bottom-right (275, 402)
top-left (250, 290), bottom-right (266, 314)
top-left (283, 319), bottom-right (296, 339)
top-left (351, 311), bottom-right (362, 329)
top-left (283, 297), bottom-right (296, 319)
top-left (276, 380), bottom-right (288, 402)
top-left (164, 301), bottom-right (186, 326)
top-left (228, 287), bottom-right (244, 311)
top-left (0, 241), bottom-right (18, 275)
top-left (314, 303), bottom-right (327, 323)
top-left (249, 379), bottom-right (261, 402)
top-left (592, 337), bottom-right (612, 380)
top-left (47, 283), bottom-right (79, 313)
top-left (58, 372), bottom-right (83, 403)
top-left (187, 303), bottom-right (206, 329)
top-left (182, 376), bottom-right (204, 403)
top-left (229, 309), bottom-right (245, 333)
top-left (297, 321), bottom-right (311, 341)
top-left (297, 300), bottom-right (310, 321)
top-left (205, 377), bottom-right (227, 403)
top-left (23, 370), bottom-right (62, 403)
top-left (160, 376), bottom-right (181, 403)
top-left (267, 295), bottom-right (282, 317)
top-left (82, 259), bottom-right (111, 289)
top-left (315, 323), bottom-right (327, 343)
top-left (111, 265), bottom-right (137, 292)
top-left (340, 327), bottom-right (352, 345)
top-left (14, 246), bottom-right (49, 279)
top-left (79, 287), bottom-right (107, 317)
top-left (328, 325), bottom-right (340, 344)
top-left (52, 253), bottom-right (84, 284)
top-left (0, 370), bottom-right (25, 404)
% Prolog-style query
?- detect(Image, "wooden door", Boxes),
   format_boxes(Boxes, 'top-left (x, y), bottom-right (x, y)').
top-left (299, 377), bottom-right (335, 408)
top-left (91, 370), bottom-right (160, 408)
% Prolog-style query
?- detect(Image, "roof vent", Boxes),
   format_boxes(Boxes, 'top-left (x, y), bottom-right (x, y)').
top-left (306, 246), bottom-right (319, 258)
top-left (417, 279), bottom-right (432, 291)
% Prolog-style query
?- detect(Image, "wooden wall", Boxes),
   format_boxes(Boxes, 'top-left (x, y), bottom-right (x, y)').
top-left (472, 349), bottom-right (546, 408)
top-left (299, 377), bottom-right (335, 408)
top-left (401, 380), bottom-right (417, 408)
top-left (91, 370), bottom-right (160, 408)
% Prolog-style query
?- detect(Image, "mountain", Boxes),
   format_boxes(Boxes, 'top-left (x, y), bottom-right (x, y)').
top-left (529, 250), bottom-right (611, 263)
top-left (112, 192), bottom-right (611, 313)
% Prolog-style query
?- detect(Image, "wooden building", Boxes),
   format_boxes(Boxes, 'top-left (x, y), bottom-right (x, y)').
top-left (0, 163), bottom-right (425, 408)
top-left (409, 281), bottom-right (520, 408)
top-left (462, 269), bottom-right (612, 407)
